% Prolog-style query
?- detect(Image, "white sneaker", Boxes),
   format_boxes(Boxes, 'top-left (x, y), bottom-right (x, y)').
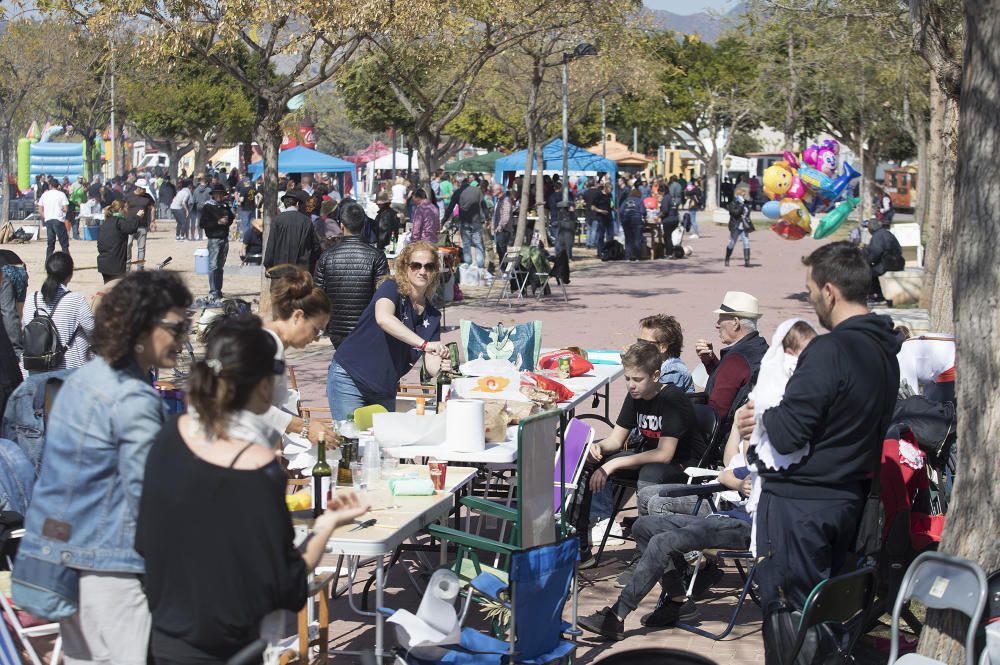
top-left (689, 234), bottom-right (700, 240)
top-left (591, 518), bottom-right (626, 546)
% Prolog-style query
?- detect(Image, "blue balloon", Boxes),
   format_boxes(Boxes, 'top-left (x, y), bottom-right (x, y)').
top-left (762, 200), bottom-right (782, 220)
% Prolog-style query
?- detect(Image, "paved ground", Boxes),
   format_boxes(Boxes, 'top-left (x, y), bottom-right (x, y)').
top-left (9, 216), bottom-right (912, 664)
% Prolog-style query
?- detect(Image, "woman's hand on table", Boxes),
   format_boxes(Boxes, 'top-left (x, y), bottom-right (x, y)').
top-left (318, 491), bottom-right (370, 530)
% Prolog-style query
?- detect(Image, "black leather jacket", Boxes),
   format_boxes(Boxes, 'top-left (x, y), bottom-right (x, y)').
top-left (314, 236), bottom-right (390, 347)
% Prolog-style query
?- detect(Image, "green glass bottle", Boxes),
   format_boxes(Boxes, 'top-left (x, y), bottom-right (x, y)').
top-left (312, 431), bottom-right (333, 518)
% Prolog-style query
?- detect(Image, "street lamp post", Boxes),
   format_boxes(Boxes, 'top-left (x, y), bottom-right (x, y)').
top-left (561, 43), bottom-right (598, 206)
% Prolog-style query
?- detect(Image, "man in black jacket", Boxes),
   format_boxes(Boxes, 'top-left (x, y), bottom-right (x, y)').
top-left (314, 202), bottom-right (389, 347)
top-left (737, 241), bottom-right (901, 664)
top-left (263, 189), bottom-right (317, 271)
top-left (864, 218), bottom-right (904, 304)
top-left (199, 184), bottom-right (235, 301)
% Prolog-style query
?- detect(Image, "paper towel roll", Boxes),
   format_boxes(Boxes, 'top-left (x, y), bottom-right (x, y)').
top-left (445, 399), bottom-right (485, 452)
top-left (416, 569), bottom-right (460, 636)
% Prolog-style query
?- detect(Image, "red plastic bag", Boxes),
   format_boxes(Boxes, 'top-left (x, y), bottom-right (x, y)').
top-left (522, 372), bottom-right (574, 402)
top-left (537, 350), bottom-right (594, 377)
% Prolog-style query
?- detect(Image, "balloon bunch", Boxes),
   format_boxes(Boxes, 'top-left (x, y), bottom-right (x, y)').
top-left (760, 139), bottom-right (861, 240)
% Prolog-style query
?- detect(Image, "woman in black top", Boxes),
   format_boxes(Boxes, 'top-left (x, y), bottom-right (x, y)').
top-left (136, 316), bottom-right (368, 664)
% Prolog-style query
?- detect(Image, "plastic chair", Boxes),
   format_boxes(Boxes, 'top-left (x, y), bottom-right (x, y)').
top-left (381, 537), bottom-right (581, 665)
top-left (353, 404), bottom-right (388, 432)
top-left (784, 566), bottom-right (877, 665)
top-left (889, 552), bottom-right (988, 665)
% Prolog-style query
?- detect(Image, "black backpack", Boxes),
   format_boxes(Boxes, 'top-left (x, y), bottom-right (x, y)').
top-left (20, 292), bottom-right (76, 371)
top-left (600, 239), bottom-right (626, 261)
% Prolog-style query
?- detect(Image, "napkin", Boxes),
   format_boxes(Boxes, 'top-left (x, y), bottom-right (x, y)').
top-left (390, 478), bottom-right (436, 496)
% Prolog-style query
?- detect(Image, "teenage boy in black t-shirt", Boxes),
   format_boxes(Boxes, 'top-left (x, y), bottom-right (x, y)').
top-left (573, 341), bottom-right (707, 567)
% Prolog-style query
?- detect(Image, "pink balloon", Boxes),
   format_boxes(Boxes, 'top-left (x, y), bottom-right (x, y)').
top-left (802, 144), bottom-right (820, 169)
top-left (786, 176), bottom-right (807, 199)
top-left (783, 151), bottom-right (799, 169)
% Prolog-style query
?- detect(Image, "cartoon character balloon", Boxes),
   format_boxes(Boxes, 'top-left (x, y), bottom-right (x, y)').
top-left (762, 161), bottom-right (806, 200)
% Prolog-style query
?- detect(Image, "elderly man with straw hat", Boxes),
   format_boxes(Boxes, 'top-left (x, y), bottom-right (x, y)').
top-left (695, 291), bottom-right (769, 429)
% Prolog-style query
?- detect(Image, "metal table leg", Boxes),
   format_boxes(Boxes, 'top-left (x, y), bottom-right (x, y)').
top-left (375, 553), bottom-right (386, 657)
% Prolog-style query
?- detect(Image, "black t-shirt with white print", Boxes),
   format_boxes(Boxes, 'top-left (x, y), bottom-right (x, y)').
top-left (616, 383), bottom-right (707, 466)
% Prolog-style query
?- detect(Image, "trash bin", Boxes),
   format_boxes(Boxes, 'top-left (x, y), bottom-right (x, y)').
top-left (194, 248), bottom-right (209, 275)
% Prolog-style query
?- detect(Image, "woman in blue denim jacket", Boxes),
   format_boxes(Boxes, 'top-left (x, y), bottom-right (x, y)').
top-left (15, 271), bottom-right (192, 664)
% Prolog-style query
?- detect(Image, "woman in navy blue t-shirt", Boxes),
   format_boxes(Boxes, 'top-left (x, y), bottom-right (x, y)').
top-left (326, 240), bottom-right (450, 419)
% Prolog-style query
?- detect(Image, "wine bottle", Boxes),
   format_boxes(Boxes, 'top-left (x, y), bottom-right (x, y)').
top-left (312, 431), bottom-right (332, 518)
top-left (337, 440), bottom-right (355, 487)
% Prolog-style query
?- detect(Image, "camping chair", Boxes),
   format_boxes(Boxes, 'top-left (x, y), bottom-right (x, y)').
top-left (534, 251), bottom-right (569, 303)
top-left (427, 410), bottom-right (562, 583)
top-left (889, 552), bottom-right (988, 665)
top-left (1, 531), bottom-right (62, 665)
top-left (593, 403), bottom-right (720, 565)
top-left (553, 419), bottom-right (595, 522)
top-left (489, 253), bottom-right (533, 308)
top-left (380, 537), bottom-right (581, 665)
top-left (779, 567), bottom-right (877, 665)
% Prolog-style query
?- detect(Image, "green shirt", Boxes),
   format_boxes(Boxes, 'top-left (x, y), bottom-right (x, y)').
top-left (439, 180), bottom-right (454, 199)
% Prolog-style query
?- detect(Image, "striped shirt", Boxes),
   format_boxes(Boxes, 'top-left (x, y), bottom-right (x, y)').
top-left (21, 286), bottom-right (94, 373)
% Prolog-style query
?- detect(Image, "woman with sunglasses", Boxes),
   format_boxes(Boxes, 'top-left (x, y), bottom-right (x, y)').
top-left (327, 240), bottom-right (449, 419)
top-left (15, 271), bottom-right (192, 664)
top-left (136, 315), bottom-right (369, 664)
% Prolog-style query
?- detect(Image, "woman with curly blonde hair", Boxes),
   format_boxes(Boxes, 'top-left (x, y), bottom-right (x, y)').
top-left (326, 241), bottom-right (450, 419)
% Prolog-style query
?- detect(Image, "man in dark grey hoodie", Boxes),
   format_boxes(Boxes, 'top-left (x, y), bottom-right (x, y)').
top-left (737, 241), bottom-right (901, 664)
top-left (191, 176), bottom-right (212, 241)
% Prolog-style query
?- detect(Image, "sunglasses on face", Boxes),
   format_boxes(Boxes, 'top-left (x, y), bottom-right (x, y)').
top-left (408, 261), bottom-right (439, 273)
top-left (158, 319), bottom-right (192, 339)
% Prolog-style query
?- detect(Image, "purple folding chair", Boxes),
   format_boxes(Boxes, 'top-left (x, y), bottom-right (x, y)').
top-left (553, 418), bottom-right (595, 522)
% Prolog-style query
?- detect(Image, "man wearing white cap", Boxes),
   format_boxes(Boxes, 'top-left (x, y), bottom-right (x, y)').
top-left (696, 291), bottom-right (769, 434)
top-left (125, 179), bottom-right (156, 270)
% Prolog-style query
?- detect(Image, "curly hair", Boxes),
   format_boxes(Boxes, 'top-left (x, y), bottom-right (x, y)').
top-left (91, 271), bottom-right (193, 368)
top-left (267, 264), bottom-right (331, 321)
top-left (393, 241), bottom-right (442, 299)
top-left (639, 314), bottom-right (684, 358)
top-left (187, 315), bottom-right (277, 438)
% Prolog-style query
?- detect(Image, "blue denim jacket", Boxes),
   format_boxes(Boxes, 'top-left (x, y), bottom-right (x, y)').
top-left (2, 369), bottom-right (74, 474)
top-left (0, 438), bottom-right (35, 514)
top-left (19, 357), bottom-right (164, 573)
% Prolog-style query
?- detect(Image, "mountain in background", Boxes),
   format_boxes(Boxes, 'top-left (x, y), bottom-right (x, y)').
top-left (644, 2), bottom-right (747, 41)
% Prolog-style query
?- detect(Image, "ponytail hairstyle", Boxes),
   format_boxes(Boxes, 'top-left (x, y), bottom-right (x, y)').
top-left (41, 252), bottom-right (74, 306)
top-left (186, 315), bottom-right (278, 438)
top-left (268, 264), bottom-right (331, 322)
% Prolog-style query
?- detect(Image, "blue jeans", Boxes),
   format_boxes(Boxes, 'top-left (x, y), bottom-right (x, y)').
top-left (326, 359), bottom-right (397, 421)
top-left (460, 224), bottom-right (485, 268)
top-left (172, 209), bottom-right (189, 239)
top-left (494, 230), bottom-right (511, 263)
top-left (45, 219), bottom-right (69, 258)
top-left (207, 237), bottom-right (228, 298)
top-left (726, 229), bottom-right (750, 251)
top-left (585, 219), bottom-right (598, 248)
top-left (238, 210), bottom-right (254, 237)
top-left (190, 209), bottom-right (203, 240)
top-left (687, 210), bottom-right (699, 236)
top-left (623, 220), bottom-right (644, 260)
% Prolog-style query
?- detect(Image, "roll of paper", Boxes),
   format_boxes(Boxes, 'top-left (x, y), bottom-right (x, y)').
top-left (416, 569), bottom-right (460, 636)
top-left (445, 399), bottom-right (485, 452)
top-left (389, 478), bottom-right (436, 496)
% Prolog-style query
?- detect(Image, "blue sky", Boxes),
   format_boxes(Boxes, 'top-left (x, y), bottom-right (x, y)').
top-left (642, 0), bottom-right (736, 13)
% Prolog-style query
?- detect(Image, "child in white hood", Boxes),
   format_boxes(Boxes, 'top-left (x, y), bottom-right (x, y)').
top-left (746, 318), bottom-right (817, 552)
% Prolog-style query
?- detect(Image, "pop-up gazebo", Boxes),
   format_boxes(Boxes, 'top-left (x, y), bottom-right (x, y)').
top-left (248, 145), bottom-right (357, 195)
top-left (494, 140), bottom-right (617, 199)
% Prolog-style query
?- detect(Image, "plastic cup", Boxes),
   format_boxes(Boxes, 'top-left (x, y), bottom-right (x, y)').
top-left (428, 460), bottom-right (448, 492)
top-left (350, 461), bottom-right (366, 492)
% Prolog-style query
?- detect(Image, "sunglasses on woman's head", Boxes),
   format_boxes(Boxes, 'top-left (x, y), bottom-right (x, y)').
top-left (408, 261), bottom-right (438, 273)
top-left (158, 319), bottom-right (192, 339)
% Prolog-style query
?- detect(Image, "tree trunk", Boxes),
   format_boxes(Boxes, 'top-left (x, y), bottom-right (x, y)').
top-left (917, 4), bottom-right (1000, 662)
top-left (921, 81), bottom-right (947, 308)
top-left (255, 115), bottom-right (282, 315)
top-left (0, 128), bottom-right (10, 226)
top-left (513, 129), bottom-right (535, 251)
top-left (783, 34), bottom-right (798, 152)
top-left (416, 131), bottom-right (437, 194)
top-left (82, 131), bottom-right (100, 181)
top-left (704, 150), bottom-right (720, 214)
top-left (928, 100), bottom-right (958, 332)
top-left (194, 140), bottom-right (209, 177)
top-left (166, 142), bottom-right (181, 182)
top-left (860, 148), bottom-right (878, 220)
top-left (913, 113), bottom-right (929, 232)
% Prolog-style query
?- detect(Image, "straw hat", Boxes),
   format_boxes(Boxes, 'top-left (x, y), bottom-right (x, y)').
top-left (713, 291), bottom-right (761, 319)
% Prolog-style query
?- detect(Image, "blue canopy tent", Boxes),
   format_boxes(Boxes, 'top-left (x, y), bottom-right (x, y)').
top-left (494, 139), bottom-right (618, 202)
top-left (248, 145), bottom-right (357, 195)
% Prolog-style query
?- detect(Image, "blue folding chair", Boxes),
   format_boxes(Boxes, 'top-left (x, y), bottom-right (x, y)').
top-left (382, 536), bottom-right (581, 664)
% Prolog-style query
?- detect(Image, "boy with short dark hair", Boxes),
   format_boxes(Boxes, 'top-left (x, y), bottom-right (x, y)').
top-left (638, 314), bottom-right (693, 393)
top-left (572, 341), bottom-right (707, 567)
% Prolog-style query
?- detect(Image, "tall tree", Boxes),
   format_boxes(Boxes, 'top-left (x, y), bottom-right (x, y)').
top-left (654, 32), bottom-right (760, 212)
top-left (0, 19), bottom-right (57, 224)
top-left (917, 2), bottom-right (997, 663)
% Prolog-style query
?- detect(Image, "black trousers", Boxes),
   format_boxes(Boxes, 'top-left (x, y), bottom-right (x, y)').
top-left (755, 489), bottom-right (863, 663)
top-left (661, 220), bottom-right (678, 257)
